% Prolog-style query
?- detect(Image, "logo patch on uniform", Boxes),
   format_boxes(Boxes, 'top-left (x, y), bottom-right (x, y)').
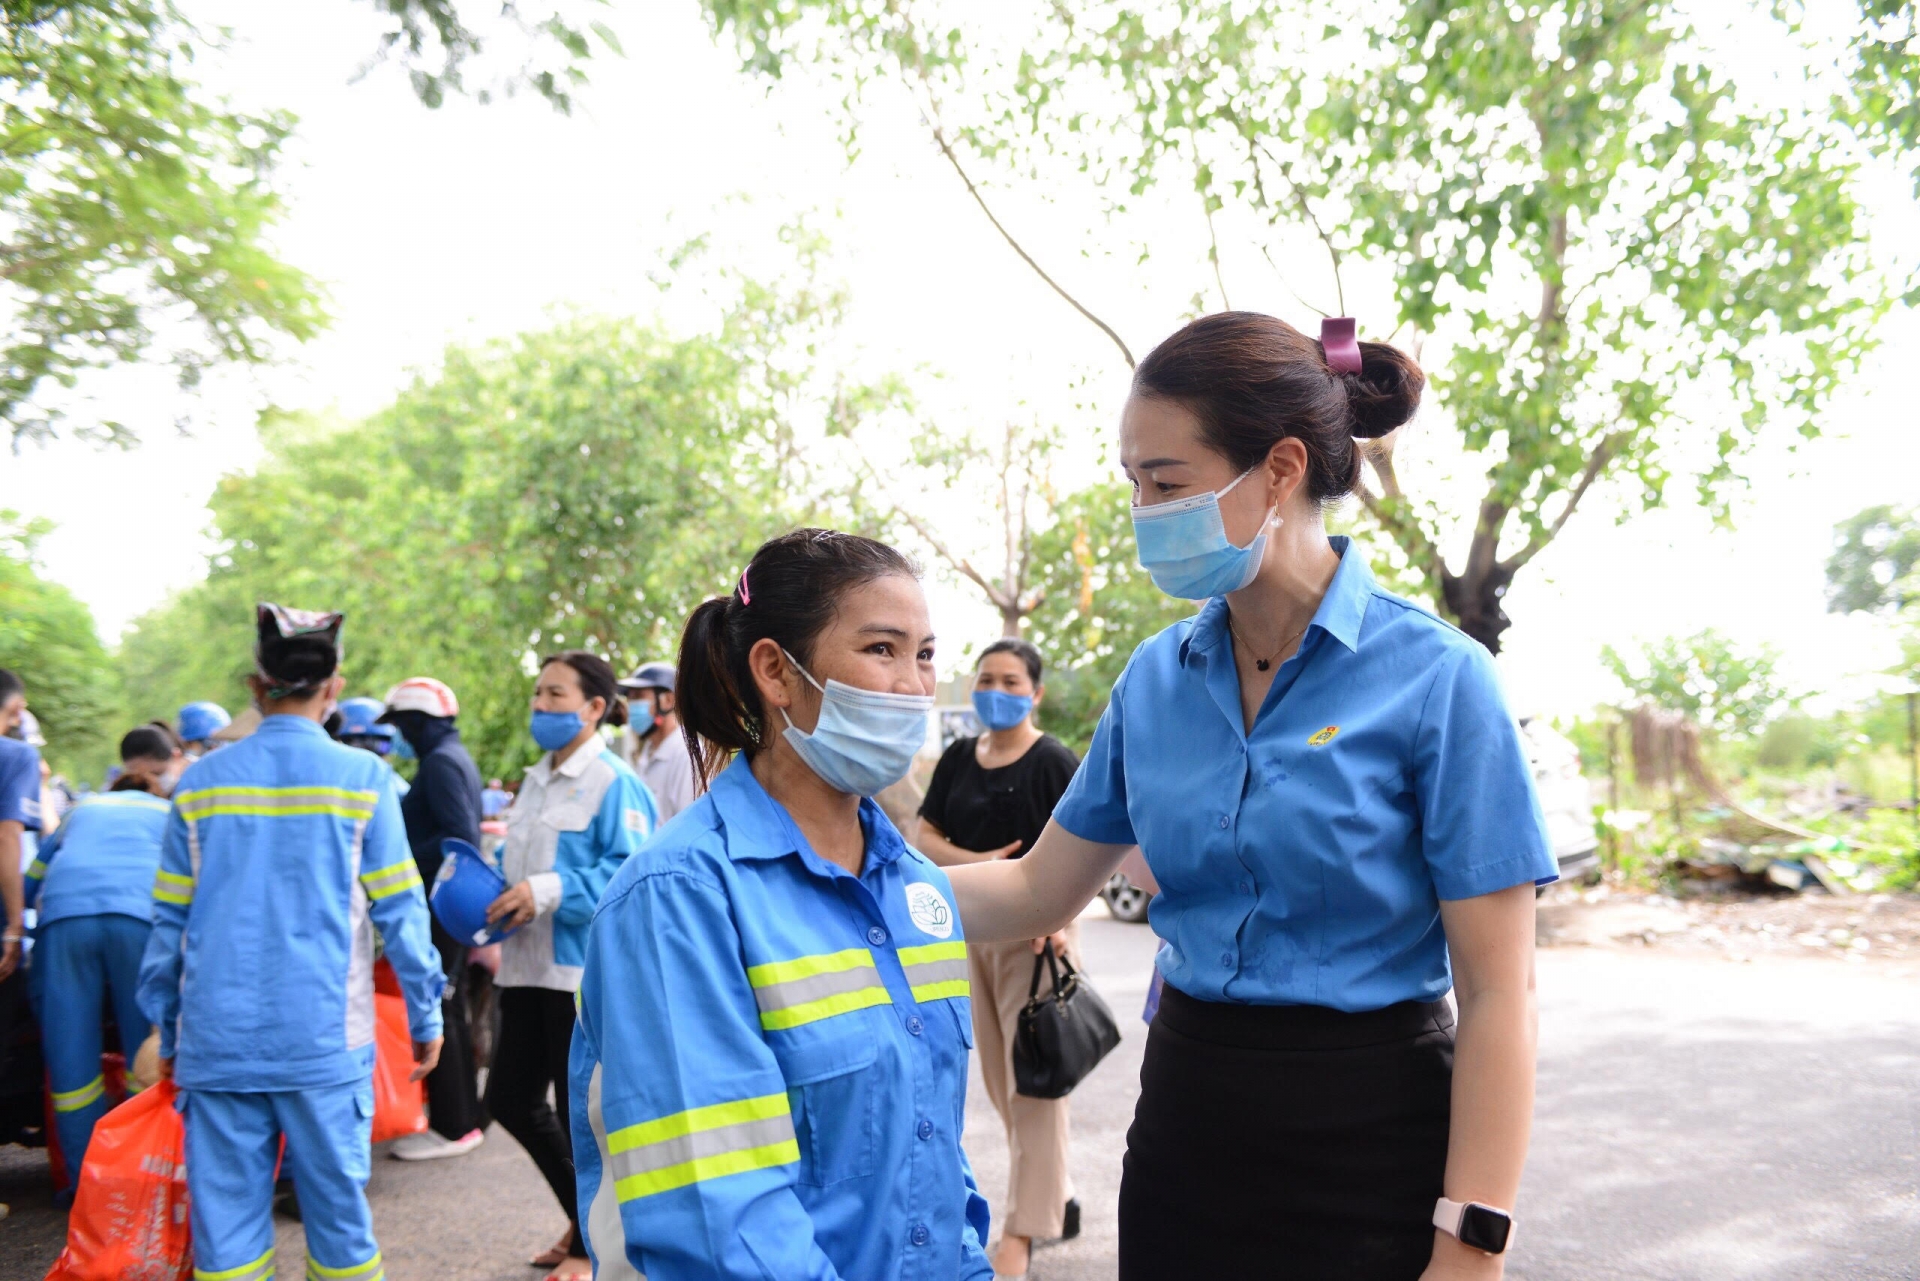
top-left (1307, 726), bottom-right (1340, 747)
top-left (624, 807), bottom-right (652, 837)
top-left (904, 882), bottom-right (954, 939)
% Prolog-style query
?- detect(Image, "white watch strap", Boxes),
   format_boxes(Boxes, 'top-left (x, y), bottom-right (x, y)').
top-left (1432, 1197), bottom-right (1517, 1250)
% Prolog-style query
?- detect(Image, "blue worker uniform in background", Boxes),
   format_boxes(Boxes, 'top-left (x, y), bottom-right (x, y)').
top-left (571, 755), bottom-right (993, 1281)
top-left (137, 715), bottom-right (446, 1281)
top-left (25, 790), bottom-right (170, 1183)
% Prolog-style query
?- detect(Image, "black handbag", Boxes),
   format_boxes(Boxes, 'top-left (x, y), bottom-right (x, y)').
top-left (1012, 942), bottom-right (1122, 1099)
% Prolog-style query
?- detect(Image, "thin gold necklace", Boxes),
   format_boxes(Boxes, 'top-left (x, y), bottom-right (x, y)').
top-left (1227, 614), bottom-right (1308, 672)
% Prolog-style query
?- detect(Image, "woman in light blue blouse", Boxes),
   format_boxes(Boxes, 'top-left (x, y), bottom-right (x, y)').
top-left (949, 313), bottom-right (1555, 1281)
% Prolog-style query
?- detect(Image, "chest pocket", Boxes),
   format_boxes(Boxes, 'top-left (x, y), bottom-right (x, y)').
top-left (776, 1031), bottom-right (878, 1187)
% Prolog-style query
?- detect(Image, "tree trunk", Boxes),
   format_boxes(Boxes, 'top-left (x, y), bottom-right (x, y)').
top-left (1000, 606), bottom-right (1023, 638)
top-left (1440, 560), bottom-right (1516, 654)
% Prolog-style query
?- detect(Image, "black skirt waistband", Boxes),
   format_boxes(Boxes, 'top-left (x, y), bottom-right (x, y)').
top-left (1156, 984), bottom-right (1453, 1051)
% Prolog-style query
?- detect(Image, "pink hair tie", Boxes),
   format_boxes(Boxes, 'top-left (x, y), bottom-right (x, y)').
top-left (738, 570), bottom-right (751, 605)
top-left (1320, 317), bottom-right (1362, 374)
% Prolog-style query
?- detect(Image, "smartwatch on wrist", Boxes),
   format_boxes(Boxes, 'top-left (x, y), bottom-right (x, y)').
top-left (1433, 1197), bottom-right (1515, 1255)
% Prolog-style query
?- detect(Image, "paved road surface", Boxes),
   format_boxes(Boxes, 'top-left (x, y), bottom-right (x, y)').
top-left (5, 910), bottom-right (1916, 1278)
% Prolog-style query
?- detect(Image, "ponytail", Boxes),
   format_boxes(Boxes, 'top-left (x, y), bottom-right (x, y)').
top-left (676, 528), bottom-right (918, 790)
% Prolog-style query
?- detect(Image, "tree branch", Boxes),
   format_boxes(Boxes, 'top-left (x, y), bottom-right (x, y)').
top-left (923, 119), bottom-right (1135, 369)
top-left (1253, 138), bottom-right (1344, 315)
top-left (1499, 431), bottom-right (1626, 575)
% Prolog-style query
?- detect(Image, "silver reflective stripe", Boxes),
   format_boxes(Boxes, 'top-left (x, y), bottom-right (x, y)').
top-left (753, 964), bottom-right (885, 1015)
top-left (344, 826), bottom-right (374, 1053)
top-left (586, 1063), bottom-right (647, 1281)
top-left (902, 958), bottom-right (969, 987)
top-left (607, 1115), bottom-right (798, 1182)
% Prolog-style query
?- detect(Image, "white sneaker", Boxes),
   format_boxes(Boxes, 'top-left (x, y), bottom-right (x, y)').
top-left (388, 1128), bottom-right (485, 1161)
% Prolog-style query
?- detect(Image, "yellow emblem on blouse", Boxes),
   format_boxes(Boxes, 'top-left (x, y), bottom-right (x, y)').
top-left (1307, 726), bottom-right (1340, 747)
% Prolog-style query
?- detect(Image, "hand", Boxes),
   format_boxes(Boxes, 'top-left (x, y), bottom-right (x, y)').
top-left (1031, 930), bottom-right (1071, 956)
top-left (1419, 1230), bottom-right (1504, 1280)
top-left (409, 1036), bottom-right (444, 1082)
top-left (157, 1056), bottom-right (174, 1081)
top-left (486, 881), bottom-right (537, 930)
top-left (0, 937), bottom-right (17, 981)
top-left (989, 840), bottom-right (1023, 860)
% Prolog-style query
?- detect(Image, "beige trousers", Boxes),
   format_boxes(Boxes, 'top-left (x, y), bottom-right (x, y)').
top-left (969, 924), bottom-right (1077, 1240)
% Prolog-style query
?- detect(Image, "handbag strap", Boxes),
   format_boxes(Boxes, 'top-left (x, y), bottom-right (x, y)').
top-left (1026, 940), bottom-right (1070, 1002)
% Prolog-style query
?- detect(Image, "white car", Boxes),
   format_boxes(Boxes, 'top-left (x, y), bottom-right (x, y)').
top-left (1519, 718), bottom-right (1602, 888)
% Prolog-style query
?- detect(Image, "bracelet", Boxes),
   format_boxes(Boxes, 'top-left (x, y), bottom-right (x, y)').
top-left (2, 934), bottom-right (21, 943)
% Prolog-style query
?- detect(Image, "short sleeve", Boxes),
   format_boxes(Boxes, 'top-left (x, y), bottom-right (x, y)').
top-left (1413, 645), bottom-right (1558, 900)
top-left (917, 738), bottom-right (969, 830)
top-left (1049, 678), bottom-right (1136, 846)
top-left (0, 743), bottom-right (42, 830)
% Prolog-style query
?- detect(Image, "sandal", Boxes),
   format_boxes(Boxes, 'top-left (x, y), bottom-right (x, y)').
top-left (529, 1229), bottom-right (573, 1268)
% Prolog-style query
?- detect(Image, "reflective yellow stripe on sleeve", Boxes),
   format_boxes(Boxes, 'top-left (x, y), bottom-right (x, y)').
top-left (358, 861), bottom-right (423, 901)
top-left (745, 947), bottom-right (891, 1030)
top-left (898, 940), bottom-right (970, 1003)
top-left (153, 868), bottom-right (194, 906)
top-left (606, 1092), bottom-right (799, 1202)
top-left (25, 859), bottom-right (46, 881)
top-left (176, 785), bottom-right (378, 823)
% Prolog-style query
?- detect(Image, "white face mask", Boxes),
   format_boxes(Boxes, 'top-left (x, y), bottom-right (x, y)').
top-left (778, 650), bottom-right (933, 797)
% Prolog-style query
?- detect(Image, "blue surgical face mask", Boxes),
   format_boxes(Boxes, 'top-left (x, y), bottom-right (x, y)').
top-left (971, 689), bottom-right (1033, 732)
top-left (779, 650), bottom-right (933, 797)
top-left (530, 709), bottom-right (586, 752)
top-left (629, 697), bottom-right (655, 737)
top-left (1131, 465), bottom-right (1276, 600)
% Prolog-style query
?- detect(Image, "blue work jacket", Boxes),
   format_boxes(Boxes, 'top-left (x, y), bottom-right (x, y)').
top-left (26, 790), bottom-right (170, 926)
top-left (1055, 536), bottom-right (1557, 1011)
top-left (570, 755), bottom-right (992, 1281)
top-left (136, 714), bottom-right (446, 1091)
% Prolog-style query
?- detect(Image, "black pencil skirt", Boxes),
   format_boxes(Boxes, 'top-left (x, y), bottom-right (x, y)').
top-left (1118, 984), bottom-right (1454, 1281)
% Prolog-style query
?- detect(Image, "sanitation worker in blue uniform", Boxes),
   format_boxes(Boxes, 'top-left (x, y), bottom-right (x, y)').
top-left (138, 605), bottom-right (446, 1281)
top-left (26, 724), bottom-right (183, 1189)
top-left (570, 529), bottom-right (993, 1281)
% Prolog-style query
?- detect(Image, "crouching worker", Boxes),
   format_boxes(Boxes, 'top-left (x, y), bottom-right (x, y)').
top-left (26, 723), bottom-right (182, 1191)
top-left (138, 604), bottom-right (446, 1281)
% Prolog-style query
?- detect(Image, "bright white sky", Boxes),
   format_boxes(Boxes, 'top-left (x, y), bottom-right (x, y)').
top-left (2, 0), bottom-right (1915, 718)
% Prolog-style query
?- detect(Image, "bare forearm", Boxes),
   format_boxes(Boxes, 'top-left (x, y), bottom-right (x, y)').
top-left (948, 819), bottom-right (1128, 943)
top-left (1427, 984), bottom-right (1535, 1276)
top-left (0, 827), bottom-right (22, 933)
top-left (916, 825), bottom-right (995, 867)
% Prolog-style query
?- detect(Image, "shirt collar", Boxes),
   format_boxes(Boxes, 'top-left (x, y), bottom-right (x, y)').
top-left (256, 713), bottom-right (331, 738)
top-left (1179, 535), bottom-right (1373, 666)
top-left (707, 754), bottom-right (907, 873)
top-left (554, 741), bottom-right (606, 780)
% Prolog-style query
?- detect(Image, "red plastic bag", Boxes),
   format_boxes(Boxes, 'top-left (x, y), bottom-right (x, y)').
top-left (44, 1079), bottom-right (191, 1281)
top-left (370, 977), bottom-right (428, 1144)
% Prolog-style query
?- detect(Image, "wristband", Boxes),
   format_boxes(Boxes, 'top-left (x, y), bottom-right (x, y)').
top-left (1433, 1198), bottom-right (1515, 1255)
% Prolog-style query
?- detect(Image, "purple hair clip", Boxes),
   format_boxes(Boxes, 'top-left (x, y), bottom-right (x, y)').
top-left (1320, 317), bottom-right (1362, 374)
top-left (738, 569), bottom-right (751, 605)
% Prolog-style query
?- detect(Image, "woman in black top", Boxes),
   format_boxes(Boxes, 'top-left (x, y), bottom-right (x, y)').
top-left (917, 638), bottom-right (1080, 1280)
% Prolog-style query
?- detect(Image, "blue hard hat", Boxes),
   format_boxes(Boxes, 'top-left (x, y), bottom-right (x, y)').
top-left (336, 697), bottom-right (390, 739)
top-left (430, 839), bottom-right (521, 947)
top-left (177, 701), bottom-right (231, 744)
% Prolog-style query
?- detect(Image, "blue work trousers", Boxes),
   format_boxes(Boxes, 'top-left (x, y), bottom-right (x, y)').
top-left (181, 1081), bottom-right (382, 1281)
top-left (34, 913), bottom-right (151, 1184)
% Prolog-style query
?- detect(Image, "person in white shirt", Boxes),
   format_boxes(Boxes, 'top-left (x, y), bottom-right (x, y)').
top-left (615, 661), bottom-right (698, 823)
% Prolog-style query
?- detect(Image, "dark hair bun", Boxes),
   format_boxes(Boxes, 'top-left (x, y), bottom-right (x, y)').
top-left (1344, 340), bottom-right (1426, 440)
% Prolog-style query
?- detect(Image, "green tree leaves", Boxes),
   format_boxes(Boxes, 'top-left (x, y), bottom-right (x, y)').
top-left (119, 306), bottom-right (826, 779)
top-left (1827, 504), bottom-right (1920, 615)
top-left (0, 512), bottom-right (118, 779)
top-left (1, 2), bottom-right (325, 447)
top-left (1602, 629), bottom-right (1792, 738)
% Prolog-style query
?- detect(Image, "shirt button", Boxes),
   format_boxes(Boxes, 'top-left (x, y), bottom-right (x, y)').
top-left (916, 1118), bottom-right (934, 1141)
top-left (1217, 815), bottom-right (1230, 829)
top-left (867, 925), bottom-right (888, 947)
top-left (1240, 881), bottom-right (1252, 894)
top-left (910, 1224), bottom-right (930, 1247)
top-left (906, 1015), bottom-right (924, 1036)
top-left (1220, 952), bottom-right (1234, 968)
